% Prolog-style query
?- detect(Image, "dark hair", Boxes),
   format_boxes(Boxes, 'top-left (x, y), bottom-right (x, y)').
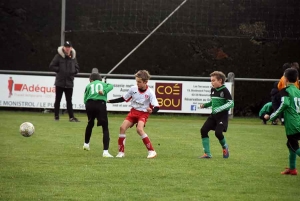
top-left (282, 63), bottom-right (291, 71)
top-left (284, 68), bottom-right (298, 83)
top-left (291, 62), bottom-right (299, 70)
top-left (90, 73), bottom-right (102, 81)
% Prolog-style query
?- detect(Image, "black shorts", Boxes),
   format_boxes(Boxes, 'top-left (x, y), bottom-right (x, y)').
top-left (287, 133), bottom-right (300, 152)
top-left (85, 100), bottom-right (108, 126)
top-left (202, 111), bottom-right (229, 132)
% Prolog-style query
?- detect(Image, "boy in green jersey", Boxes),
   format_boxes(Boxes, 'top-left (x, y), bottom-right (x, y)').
top-left (268, 68), bottom-right (300, 175)
top-left (259, 102), bottom-right (276, 125)
top-left (199, 71), bottom-right (234, 159)
top-left (83, 73), bottom-right (114, 157)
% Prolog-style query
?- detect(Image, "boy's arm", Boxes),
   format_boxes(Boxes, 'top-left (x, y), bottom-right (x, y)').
top-left (107, 97), bottom-right (125, 103)
top-left (83, 87), bottom-right (88, 104)
top-left (213, 99), bottom-right (234, 114)
top-left (149, 90), bottom-right (160, 114)
top-left (203, 101), bottom-right (212, 108)
top-left (212, 88), bottom-right (234, 114)
top-left (108, 86), bottom-right (133, 103)
top-left (269, 90), bottom-right (289, 121)
top-left (202, 88), bottom-right (213, 108)
top-left (103, 83), bottom-right (114, 95)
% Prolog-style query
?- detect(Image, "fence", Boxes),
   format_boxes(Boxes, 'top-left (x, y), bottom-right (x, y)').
top-left (0, 70), bottom-right (279, 117)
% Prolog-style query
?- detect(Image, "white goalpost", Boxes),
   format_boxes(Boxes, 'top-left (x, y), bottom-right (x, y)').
top-left (103, 0), bottom-right (189, 80)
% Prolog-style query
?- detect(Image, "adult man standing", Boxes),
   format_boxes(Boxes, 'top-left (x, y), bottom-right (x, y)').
top-left (49, 41), bottom-right (80, 122)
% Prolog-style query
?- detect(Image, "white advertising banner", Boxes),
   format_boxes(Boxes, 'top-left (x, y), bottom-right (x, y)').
top-left (0, 74), bottom-right (232, 114)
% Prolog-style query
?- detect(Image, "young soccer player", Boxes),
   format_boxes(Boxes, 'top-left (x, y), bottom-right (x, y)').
top-left (259, 102), bottom-right (274, 125)
top-left (83, 73), bottom-right (114, 157)
top-left (107, 70), bottom-right (159, 159)
top-left (199, 71), bottom-right (234, 159)
top-left (267, 68), bottom-right (300, 175)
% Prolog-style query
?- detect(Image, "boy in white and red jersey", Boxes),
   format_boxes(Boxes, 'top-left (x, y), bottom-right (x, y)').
top-left (107, 70), bottom-right (159, 159)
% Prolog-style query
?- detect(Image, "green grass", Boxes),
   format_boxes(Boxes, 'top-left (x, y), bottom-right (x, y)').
top-left (0, 111), bottom-right (299, 201)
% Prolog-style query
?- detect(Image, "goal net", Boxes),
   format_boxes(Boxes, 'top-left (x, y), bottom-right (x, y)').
top-left (67, 0), bottom-right (299, 39)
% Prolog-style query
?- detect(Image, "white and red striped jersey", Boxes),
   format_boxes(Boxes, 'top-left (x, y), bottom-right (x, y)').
top-left (123, 86), bottom-right (159, 112)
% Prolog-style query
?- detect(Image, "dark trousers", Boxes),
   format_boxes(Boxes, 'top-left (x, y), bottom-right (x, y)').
top-left (200, 113), bottom-right (229, 140)
top-left (287, 133), bottom-right (300, 152)
top-left (54, 86), bottom-right (74, 119)
top-left (85, 100), bottom-right (110, 150)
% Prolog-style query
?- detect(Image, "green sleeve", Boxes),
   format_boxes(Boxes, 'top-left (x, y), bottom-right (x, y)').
top-left (203, 101), bottom-right (212, 108)
top-left (213, 100), bottom-right (234, 114)
top-left (83, 87), bottom-right (89, 104)
top-left (103, 83), bottom-right (113, 95)
top-left (269, 98), bottom-right (288, 121)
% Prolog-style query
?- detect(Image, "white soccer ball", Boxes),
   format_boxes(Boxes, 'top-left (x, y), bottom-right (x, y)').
top-left (20, 122), bottom-right (35, 137)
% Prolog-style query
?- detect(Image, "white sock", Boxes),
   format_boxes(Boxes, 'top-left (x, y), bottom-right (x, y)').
top-left (84, 143), bottom-right (89, 146)
top-left (141, 133), bottom-right (148, 139)
top-left (103, 150), bottom-right (109, 154)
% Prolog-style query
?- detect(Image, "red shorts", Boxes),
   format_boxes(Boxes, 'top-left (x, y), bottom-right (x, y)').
top-left (125, 108), bottom-right (149, 125)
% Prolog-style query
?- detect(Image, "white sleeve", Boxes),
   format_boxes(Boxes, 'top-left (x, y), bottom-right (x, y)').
top-left (123, 86), bottom-right (133, 101)
top-left (149, 89), bottom-right (159, 107)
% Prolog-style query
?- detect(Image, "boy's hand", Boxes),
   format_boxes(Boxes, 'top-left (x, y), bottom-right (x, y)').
top-left (264, 114), bottom-right (270, 120)
top-left (98, 90), bottom-right (104, 95)
top-left (200, 104), bottom-right (204, 108)
top-left (147, 108), bottom-right (153, 113)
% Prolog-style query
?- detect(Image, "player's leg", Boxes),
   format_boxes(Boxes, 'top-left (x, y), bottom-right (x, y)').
top-left (101, 122), bottom-right (113, 157)
top-left (296, 133), bottom-right (300, 157)
top-left (83, 101), bottom-right (96, 151)
top-left (215, 125), bottom-right (229, 158)
top-left (200, 116), bottom-right (215, 158)
top-left (116, 119), bottom-right (134, 157)
top-left (136, 118), bottom-right (156, 159)
top-left (215, 115), bottom-right (229, 158)
top-left (281, 137), bottom-right (298, 175)
top-left (54, 86), bottom-right (64, 120)
top-left (96, 101), bottom-right (113, 157)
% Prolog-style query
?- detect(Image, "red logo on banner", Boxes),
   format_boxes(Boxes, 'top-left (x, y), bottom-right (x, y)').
top-left (8, 77), bottom-right (14, 98)
top-left (14, 84), bottom-right (23, 91)
top-left (155, 83), bottom-right (182, 110)
top-left (7, 77), bottom-right (56, 94)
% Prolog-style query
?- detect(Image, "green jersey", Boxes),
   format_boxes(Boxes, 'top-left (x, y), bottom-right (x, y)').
top-left (259, 102), bottom-right (273, 116)
top-left (203, 85), bottom-right (234, 114)
top-left (84, 80), bottom-right (113, 104)
top-left (270, 84), bottom-right (300, 135)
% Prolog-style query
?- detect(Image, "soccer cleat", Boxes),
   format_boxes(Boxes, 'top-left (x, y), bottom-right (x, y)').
top-left (103, 152), bottom-right (114, 158)
top-left (69, 117), bottom-right (80, 122)
top-left (147, 151), bottom-right (157, 159)
top-left (83, 144), bottom-right (90, 151)
top-left (199, 153), bottom-right (212, 159)
top-left (223, 145), bottom-right (229, 158)
top-left (281, 168), bottom-right (298, 175)
top-left (116, 152), bottom-right (125, 158)
top-left (54, 116), bottom-right (59, 121)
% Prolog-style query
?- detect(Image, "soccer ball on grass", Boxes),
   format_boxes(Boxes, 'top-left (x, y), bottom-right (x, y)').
top-left (20, 122), bottom-right (35, 137)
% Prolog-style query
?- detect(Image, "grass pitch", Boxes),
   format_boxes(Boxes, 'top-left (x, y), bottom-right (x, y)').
top-left (0, 111), bottom-right (299, 201)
